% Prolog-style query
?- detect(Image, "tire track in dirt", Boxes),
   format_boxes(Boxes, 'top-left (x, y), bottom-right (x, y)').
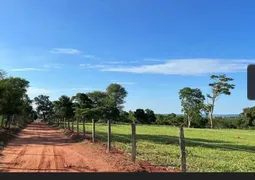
top-left (37, 145), bottom-right (47, 171)
top-left (1, 145), bottom-right (28, 172)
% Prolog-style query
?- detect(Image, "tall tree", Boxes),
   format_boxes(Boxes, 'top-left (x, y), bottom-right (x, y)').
top-left (145, 109), bottom-right (156, 124)
top-left (34, 95), bottom-right (54, 120)
top-left (106, 83), bottom-right (127, 110)
top-left (54, 95), bottom-right (74, 118)
top-left (241, 107), bottom-right (255, 126)
top-left (134, 109), bottom-right (147, 124)
top-left (206, 74), bottom-right (235, 129)
top-left (72, 93), bottom-right (92, 109)
top-left (0, 77), bottom-right (30, 127)
top-left (87, 91), bottom-right (108, 108)
top-left (179, 87), bottom-right (205, 128)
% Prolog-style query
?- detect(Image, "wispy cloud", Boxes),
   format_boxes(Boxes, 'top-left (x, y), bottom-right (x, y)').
top-left (11, 68), bottom-right (46, 72)
top-left (99, 59), bottom-right (252, 75)
top-left (144, 58), bottom-right (167, 62)
top-left (82, 55), bottom-right (97, 59)
top-left (105, 61), bottom-right (139, 64)
top-left (43, 63), bottom-right (64, 69)
top-left (50, 48), bottom-right (82, 54)
top-left (110, 80), bottom-right (136, 85)
top-left (79, 64), bottom-right (108, 69)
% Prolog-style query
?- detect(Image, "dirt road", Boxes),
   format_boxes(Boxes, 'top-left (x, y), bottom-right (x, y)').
top-left (0, 122), bottom-right (139, 172)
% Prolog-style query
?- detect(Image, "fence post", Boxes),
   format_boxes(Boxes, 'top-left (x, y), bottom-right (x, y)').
top-left (107, 119), bottom-right (111, 153)
top-left (76, 117), bottom-right (79, 135)
top-left (92, 119), bottom-right (95, 143)
top-left (82, 116), bottom-right (85, 137)
top-left (179, 126), bottom-right (187, 172)
top-left (131, 122), bottom-right (136, 162)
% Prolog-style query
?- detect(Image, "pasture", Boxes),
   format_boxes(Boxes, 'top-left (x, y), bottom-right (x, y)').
top-left (74, 123), bottom-right (255, 172)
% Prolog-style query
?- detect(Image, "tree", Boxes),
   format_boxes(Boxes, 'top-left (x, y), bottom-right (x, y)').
top-left (20, 94), bottom-right (33, 117)
top-left (87, 91), bottom-right (108, 108)
top-left (206, 74), bottom-right (235, 129)
top-left (241, 107), bottom-right (255, 126)
top-left (106, 83), bottom-right (127, 110)
top-left (179, 87), bottom-right (205, 128)
top-left (119, 111), bottom-right (131, 123)
top-left (0, 77), bottom-right (30, 127)
top-left (134, 109), bottom-right (147, 124)
top-left (72, 93), bottom-right (92, 109)
top-left (145, 109), bottom-right (156, 124)
top-left (34, 95), bottom-right (54, 120)
top-left (53, 95), bottom-right (74, 119)
top-left (0, 69), bottom-right (7, 80)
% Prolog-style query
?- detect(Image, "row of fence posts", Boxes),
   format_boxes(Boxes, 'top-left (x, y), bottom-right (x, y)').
top-left (54, 117), bottom-right (187, 172)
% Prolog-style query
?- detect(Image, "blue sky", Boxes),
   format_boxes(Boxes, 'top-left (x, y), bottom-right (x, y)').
top-left (1, 0), bottom-right (255, 114)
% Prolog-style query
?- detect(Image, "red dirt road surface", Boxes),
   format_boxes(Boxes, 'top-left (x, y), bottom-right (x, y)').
top-left (0, 122), bottom-right (178, 172)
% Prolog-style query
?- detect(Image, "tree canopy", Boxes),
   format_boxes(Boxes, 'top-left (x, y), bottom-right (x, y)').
top-left (179, 87), bottom-right (205, 128)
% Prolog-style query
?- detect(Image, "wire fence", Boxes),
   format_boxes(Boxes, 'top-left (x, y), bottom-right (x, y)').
top-left (50, 117), bottom-right (255, 172)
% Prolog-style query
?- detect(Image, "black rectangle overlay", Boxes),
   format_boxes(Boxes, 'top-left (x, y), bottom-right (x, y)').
top-left (247, 65), bottom-right (255, 100)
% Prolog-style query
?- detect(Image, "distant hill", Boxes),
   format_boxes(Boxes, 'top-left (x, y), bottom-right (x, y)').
top-left (161, 113), bottom-right (240, 118)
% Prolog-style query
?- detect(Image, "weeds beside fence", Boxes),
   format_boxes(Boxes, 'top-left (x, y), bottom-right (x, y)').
top-left (50, 117), bottom-right (255, 172)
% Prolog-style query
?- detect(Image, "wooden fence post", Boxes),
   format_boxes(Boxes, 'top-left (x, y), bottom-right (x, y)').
top-left (92, 119), bottom-right (95, 143)
top-left (82, 116), bottom-right (86, 137)
top-left (131, 122), bottom-right (136, 162)
top-left (107, 119), bottom-right (111, 153)
top-left (76, 117), bottom-right (79, 135)
top-left (179, 126), bottom-right (187, 172)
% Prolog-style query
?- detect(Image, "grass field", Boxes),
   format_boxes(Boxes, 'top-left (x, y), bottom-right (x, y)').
top-left (67, 123), bottom-right (255, 172)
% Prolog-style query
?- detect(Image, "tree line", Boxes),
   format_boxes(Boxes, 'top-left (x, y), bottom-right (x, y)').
top-left (0, 70), bottom-right (36, 129)
top-left (1, 68), bottom-right (254, 130)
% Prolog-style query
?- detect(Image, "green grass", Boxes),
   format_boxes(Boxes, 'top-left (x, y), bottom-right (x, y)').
top-left (68, 122), bottom-right (255, 172)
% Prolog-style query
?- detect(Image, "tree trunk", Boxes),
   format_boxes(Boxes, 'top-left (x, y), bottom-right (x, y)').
top-left (76, 117), bottom-right (79, 135)
top-left (1, 115), bottom-right (4, 128)
top-left (71, 118), bottom-right (74, 132)
top-left (68, 119), bottom-right (70, 130)
top-left (209, 112), bottom-right (213, 129)
top-left (83, 118), bottom-right (85, 137)
top-left (5, 115), bottom-right (11, 129)
top-left (187, 116), bottom-right (191, 128)
top-left (209, 100), bottom-right (215, 129)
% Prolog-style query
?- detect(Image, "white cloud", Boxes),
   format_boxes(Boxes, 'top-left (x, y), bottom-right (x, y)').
top-left (11, 68), bottom-right (46, 72)
top-left (27, 87), bottom-right (51, 98)
top-left (79, 64), bottom-right (108, 69)
top-left (144, 58), bottom-right (167, 62)
top-left (50, 48), bottom-right (82, 54)
top-left (100, 59), bottom-right (252, 75)
top-left (105, 61), bottom-right (139, 64)
top-left (82, 55), bottom-right (97, 59)
top-left (110, 80), bottom-right (136, 85)
top-left (43, 63), bottom-right (64, 69)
